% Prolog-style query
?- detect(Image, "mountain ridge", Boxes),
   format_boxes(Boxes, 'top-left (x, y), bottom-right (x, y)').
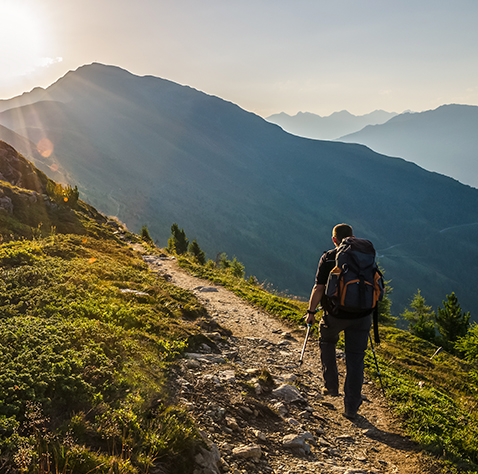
top-left (266, 109), bottom-right (398, 140)
top-left (338, 103), bottom-right (478, 188)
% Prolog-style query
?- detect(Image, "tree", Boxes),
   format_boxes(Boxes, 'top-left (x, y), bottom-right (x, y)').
top-left (167, 223), bottom-right (189, 254)
top-left (435, 292), bottom-right (470, 353)
top-left (189, 239), bottom-right (206, 264)
top-left (377, 271), bottom-right (395, 326)
top-left (230, 257), bottom-right (245, 278)
top-left (401, 290), bottom-right (436, 343)
top-left (218, 252), bottom-right (231, 269)
top-left (141, 225), bottom-right (153, 243)
top-left (455, 323), bottom-right (478, 362)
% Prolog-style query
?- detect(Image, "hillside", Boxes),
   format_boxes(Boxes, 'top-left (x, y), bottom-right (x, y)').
top-left (0, 143), bottom-right (209, 472)
top-left (339, 104), bottom-right (478, 189)
top-left (266, 110), bottom-right (398, 140)
top-left (1, 144), bottom-right (478, 473)
top-left (1, 64), bottom-right (478, 319)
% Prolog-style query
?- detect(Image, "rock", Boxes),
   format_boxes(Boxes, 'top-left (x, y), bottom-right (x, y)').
top-left (225, 416), bottom-right (240, 431)
top-left (277, 340), bottom-right (291, 346)
top-left (184, 353), bottom-right (226, 364)
top-left (279, 373), bottom-right (298, 384)
top-left (287, 417), bottom-right (300, 427)
top-left (0, 195), bottom-right (13, 213)
top-left (186, 359), bottom-right (201, 369)
top-left (195, 435), bottom-right (222, 474)
top-left (197, 286), bottom-right (219, 293)
top-left (282, 434), bottom-right (306, 449)
top-left (252, 429), bottom-right (267, 442)
top-left (239, 405), bottom-right (253, 415)
top-left (273, 401), bottom-right (289, 416)
top-left (200, 343), bottom-right (213, 353)
top-left (218, 370), bottom-right (236, 383)
top-left (271, 384), bottom-right (305, 403)
top-left (232, 444), bottom-right (262, 461)
top-left (300, 431), bottom-right (317, 446)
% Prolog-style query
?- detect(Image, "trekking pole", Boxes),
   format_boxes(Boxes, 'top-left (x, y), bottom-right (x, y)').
top-left (299, 324), bottom-right (312, 366)
top-left (368, 333), bottom-right (386, 396)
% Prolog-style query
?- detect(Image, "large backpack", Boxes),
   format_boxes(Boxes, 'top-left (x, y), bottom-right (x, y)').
top-left (324, 237), bottom-right (384, 341)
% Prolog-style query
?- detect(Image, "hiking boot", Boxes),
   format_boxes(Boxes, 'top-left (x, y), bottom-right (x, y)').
top-left (321, 388), bottom-right (339, 397)
top-left (343, 410), bottom-right (358, 421)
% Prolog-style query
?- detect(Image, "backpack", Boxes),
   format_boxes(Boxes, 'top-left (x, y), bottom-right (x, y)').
top-left (324, 237), bottom-right (384, 341)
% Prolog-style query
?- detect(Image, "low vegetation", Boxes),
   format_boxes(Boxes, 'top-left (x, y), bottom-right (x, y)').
top-left (0, 233), bottom-right (206, 473)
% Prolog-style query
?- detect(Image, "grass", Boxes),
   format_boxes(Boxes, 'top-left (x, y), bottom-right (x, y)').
top-left (0, 234), bottom-right (206, 473)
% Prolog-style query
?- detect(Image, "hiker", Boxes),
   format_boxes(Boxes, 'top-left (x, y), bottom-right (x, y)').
top-left (305, 223), bottom-right (376, 420)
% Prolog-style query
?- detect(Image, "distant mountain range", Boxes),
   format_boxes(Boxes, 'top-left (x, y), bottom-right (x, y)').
top-left (1, 63), bottom-right (478, 318)
top-left (338, 104), bottom-right (478, 189)
top-left (265, 110), bottom-right (398, 140)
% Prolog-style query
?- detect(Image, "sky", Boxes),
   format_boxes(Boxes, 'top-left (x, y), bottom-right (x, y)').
top-left (1, 0), bottom-right (478, 118)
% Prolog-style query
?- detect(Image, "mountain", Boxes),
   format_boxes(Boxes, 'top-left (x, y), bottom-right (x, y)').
top-left (1, 63), bottom-right (478, 318)
top-left (265, 110), bottom-right (398, 140)
top-left (339, 104), bottom-right (478, 189)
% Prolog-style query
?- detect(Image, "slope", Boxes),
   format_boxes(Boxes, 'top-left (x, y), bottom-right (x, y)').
top-left (1, 64), bottom-right (478, 318)
top-left (339, 104), bottom-right (478, 189)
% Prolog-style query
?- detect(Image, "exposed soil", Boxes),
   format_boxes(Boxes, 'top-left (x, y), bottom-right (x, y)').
top-left (134, 245), bottom-right (443, 474)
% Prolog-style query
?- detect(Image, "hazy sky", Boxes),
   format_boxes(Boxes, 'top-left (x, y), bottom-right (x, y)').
top-left (2, 0), bottom-right (478, 117)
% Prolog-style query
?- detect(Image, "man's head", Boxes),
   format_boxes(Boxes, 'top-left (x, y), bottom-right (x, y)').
top-left (332, 223), bottom-right (353, 246)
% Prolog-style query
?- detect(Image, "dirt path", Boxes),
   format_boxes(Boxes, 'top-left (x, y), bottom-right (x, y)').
top-left (135, 246), bottom-right (440, 474)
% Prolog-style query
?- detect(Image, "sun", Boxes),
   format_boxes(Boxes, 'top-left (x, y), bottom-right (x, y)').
top-left (0, 1), bottom-right (47, 79)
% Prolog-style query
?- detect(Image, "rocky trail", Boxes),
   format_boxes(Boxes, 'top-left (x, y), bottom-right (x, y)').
top-left (134, 246), bottom-right (439, 474)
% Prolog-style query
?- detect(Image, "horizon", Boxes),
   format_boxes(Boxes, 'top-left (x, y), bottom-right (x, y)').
top-left (1, 1), bottom-right (477, 118)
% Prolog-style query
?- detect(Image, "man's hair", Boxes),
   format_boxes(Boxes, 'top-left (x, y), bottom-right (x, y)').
top-left (333, 223), bottom-right (353, 243)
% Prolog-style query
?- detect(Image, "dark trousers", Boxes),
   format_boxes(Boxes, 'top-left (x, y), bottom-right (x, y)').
top-left (319, 312), bottom-right (372, 414)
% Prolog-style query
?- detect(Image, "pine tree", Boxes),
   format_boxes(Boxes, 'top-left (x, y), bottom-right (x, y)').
top-left (401, 290), bottom-right (436, 343)
top-left (435, 292), bottom-right (470, 353)
top-left (230, 257), bottom-right (245, 278)
top-left (141, 225), bottom-right (153, 243)
top-left (455, 323), bottom-right (478, 362)
top-left (377, 272), bottom-right (395, 326)
top-left (189, 239), bottom-right (206, 264)
top-left (167, 223), bottom-right (189, 254)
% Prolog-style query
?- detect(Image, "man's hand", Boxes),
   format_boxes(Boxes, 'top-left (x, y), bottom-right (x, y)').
top-left (305, 312), bottom-right (316, 325)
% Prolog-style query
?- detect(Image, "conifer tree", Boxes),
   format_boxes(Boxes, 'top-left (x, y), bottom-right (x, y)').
top-left (189, 239), bottom-right (206, 264)
top-left (230, 257), bottom-right (245, 278)
top-left (435, 292), bottom-right (470, 353)
top-left (377, 273), bottom-right (395, 326)
top-left (455, 323), bottom-right (478, 362)
top-left (141, 225), bottom-right (153, 243)
top-left (167, 223), bottom-right (189, 254)
top-left (401, 289), bottom-right (436, 343)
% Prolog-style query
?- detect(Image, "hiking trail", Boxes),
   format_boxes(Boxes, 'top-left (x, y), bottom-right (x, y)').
top-left (132, 244), bottom-right (439, 474)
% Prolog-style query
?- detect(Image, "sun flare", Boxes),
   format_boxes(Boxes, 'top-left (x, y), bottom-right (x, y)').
top-left (0, 2), bottom-right (47, 77)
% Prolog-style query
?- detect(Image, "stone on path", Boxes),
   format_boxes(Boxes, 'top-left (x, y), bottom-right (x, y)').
top-left (271, 383), bottom-right (305, 402)
top-left (232, 444), bottom-right (262, 461)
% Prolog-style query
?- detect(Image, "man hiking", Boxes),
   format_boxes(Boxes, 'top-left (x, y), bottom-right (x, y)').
top-left (305, 223), bottom-right (378, 420)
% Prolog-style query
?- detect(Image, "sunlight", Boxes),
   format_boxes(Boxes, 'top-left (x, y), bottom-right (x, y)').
top-left (0, 2), bottom-right (47, 78)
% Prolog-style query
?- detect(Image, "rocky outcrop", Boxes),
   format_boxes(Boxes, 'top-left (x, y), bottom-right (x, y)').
top-left (0, 140), bottom-right (49, 193)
